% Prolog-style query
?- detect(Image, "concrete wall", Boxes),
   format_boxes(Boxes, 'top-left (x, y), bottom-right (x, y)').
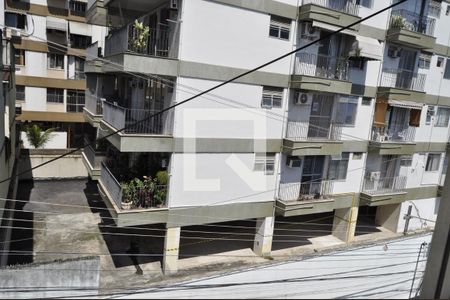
top-left (0, 257), bottom-right (100, 298)
top-left (18, 149), bottom-right (88, 179)
top-left (397, 198), bottom-right (439, 233)
top-left (21, 131), bottom-right (68, 149)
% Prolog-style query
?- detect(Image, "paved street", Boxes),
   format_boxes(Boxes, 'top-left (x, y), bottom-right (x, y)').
top-left (109, 233), bottom-right (432, 299)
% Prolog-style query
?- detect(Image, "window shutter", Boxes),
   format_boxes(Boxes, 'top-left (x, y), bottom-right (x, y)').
top-left (409, 109), bottom-right (421, 127)
top-left (374, 101), bottom-right (388, 127)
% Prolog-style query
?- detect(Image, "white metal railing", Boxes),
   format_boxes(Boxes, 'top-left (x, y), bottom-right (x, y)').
top-left (303, 0), bottom-right (359, 16)
top-left (287, 121), bottom-right (342, 141)
top-left (362, 176), bottom-right (407, 195)
top-left (278, 181), bottom-right (334, 202)
top-left (371, 125), bottom-right (416, 143)
top-left (101, 162), bottom-right (123, 209)
top-left (294, 53), bottom-right (349, 81)
top-left (380, 69), bottom-right (426, 92)
top-left (102, 101), bottom-right (173, 135)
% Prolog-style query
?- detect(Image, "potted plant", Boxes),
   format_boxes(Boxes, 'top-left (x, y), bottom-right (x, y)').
top-left (391, 15), bottom-right (406, 30)
top-left (129, 20), bottom-right (150, 53)
top-left (121, 182), bottom-right (133, 210)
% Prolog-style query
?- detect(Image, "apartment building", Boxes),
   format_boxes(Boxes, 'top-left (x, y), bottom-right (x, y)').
top-left (3, 0), bottom-right (107, 148)
top-left (0, 29), bottom-right (19, 266)
top-left (82, 0), bottom-right (450, 274)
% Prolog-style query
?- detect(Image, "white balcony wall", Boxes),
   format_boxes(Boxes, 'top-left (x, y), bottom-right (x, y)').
top-left (424, 55), bottom-right (450, 98)
top-left (341, 97), bottom-right (373, 141)
top-left (359, 0), bottom-right (391, 31)
top-left (415, 105), bottom-right (450, 143)
top-left (348, 60), bottom-right (382, 87)
top-left (23, 87), bottom-right (47, 111)
top-left (174, 77), bottom-right (285, 140)
top-left (331, 153), bottom-right (366, 194)
top-left (21, 131), bottom-right (68, 149)
top-left (432, 4), bottom-right (450, 45)
top-left (179, 0), bottom-right (294, 75)
top-left (168, 153), bottom-right (278, 207)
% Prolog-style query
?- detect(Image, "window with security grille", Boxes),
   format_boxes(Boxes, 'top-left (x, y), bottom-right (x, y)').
top-left (327, 153), bottom-right (350, 180)
top-left (67, 90), bottom-right (85, 112)
top-left (261, 87), bottom-right (283, 109)
top-left (269, 15), bottom-right (291, 40)
top-left (48, 53), bottom-right (64, 69)
top-left (47, 88), bottom-right (64, 103)
top-left (69, 0), bottom-right (87, 16)
top-left (254, 153), bottom-right (276, 175)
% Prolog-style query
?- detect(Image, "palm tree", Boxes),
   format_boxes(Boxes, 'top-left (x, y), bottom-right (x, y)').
top-left (24, 124), bottom-right (54, 149)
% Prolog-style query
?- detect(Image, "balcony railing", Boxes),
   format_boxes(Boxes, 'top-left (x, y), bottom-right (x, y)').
top-left (371, 125), bottom-right (416, 143)
top-left (83, 143), bottom-right (103, 169)
top-left (303, 0), bottom-right (359, 16)
top-left (380, 69), bottom-right (426, 92)
top-left (278, 181), bottom-right (334, 202)
top-left (295, 53), bottom-right (349, 81)
top-left (287, 121), bottom-right (343, 141)
top-left (100, 162), bottom-right (168, 210)
top-left (102, 101), bottom-right (172, 135)
top-left (362, 176), bottom-right (407, 195)
top-left (390, 9), bottom-right (436, 37)
top-left (85, 95), bottom-right (103, 115)
top-left (105, 23), bottom-right (175, 58)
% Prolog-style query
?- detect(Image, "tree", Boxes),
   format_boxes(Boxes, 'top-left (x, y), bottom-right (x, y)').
top-left (24, 124), bottom-right (54, 149)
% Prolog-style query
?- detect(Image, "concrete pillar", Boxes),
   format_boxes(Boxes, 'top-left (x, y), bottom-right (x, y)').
top-left (163, 227), bottom-right (181, 275)
top-left (332, 207), bottom-right (359, 243)
top-left (375, 204), bottom-right (401, 233)
top-left (253, 216), bottom-right (274, 257)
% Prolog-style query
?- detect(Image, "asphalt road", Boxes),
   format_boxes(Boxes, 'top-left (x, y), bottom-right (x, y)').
top-left (109, 233), bottom-right (432, 299)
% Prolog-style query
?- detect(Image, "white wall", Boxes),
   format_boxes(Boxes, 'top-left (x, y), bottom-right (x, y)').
top-left (23, 87), bottom-right (47, 111)
top-left (396, 198), bottom-right (439, 233)
top-left (168, 153), bottom-right (278, 207)
top-left (359, 0), bottom-right (391, 31)
top-left (405, 152), bottom-right (445, 188)
top-left (179, 0), bottom-right (294, 74)
top-left (21, 131), bottom-right (68, 149)
top-left (415, 105), bottom-right (450, 143)
top-left (332, 153), bottom-right (366, 194)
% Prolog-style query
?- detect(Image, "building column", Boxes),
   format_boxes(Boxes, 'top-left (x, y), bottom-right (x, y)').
top-left (163, 227), bottom-right (181, 275)
top-left (253, 216), bottom-right (274, 257)
top-left (332, 207), bottom-right (359, 243)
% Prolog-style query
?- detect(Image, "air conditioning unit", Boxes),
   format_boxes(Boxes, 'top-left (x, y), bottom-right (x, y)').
top-left (287, 156), bottom-right (302, 168)
top-left (388, 46), bottom-right (402, 58)
top-left (11, 29), bottom-right (21, 37)
top-left (170, 0), bottom-right (178, 10)
top-left (301, 22), bottom-right (319, 41)
top-left (5, 28), bottom-right (12, 39)
top-left (294, 92), bottom-right (310, 105)
top-left (370, 171), bottom-right (381, 181)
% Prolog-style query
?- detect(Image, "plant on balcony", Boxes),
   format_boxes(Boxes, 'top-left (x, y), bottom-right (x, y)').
top-left (23, 124), bottom-right (54, 149)
top-left (154, 171), bottom-right (168, 208)
top-left (391, 15), bottom-right (406, 30)
top-left (121, 181), bottom-right (135, 210)
top-left (129, 20), bottom-right (150, 53)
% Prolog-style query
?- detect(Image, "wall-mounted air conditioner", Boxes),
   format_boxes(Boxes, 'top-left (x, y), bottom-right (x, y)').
top-left (287, 156), bottom-right (302, 168)
top-left (301, 22), bottom-right (319, 41)
top-left (388, 46), bottom-right (402, 58)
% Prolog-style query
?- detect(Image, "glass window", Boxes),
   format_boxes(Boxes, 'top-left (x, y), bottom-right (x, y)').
top-left (16, 85), bottom-right (25, 101)
top-left (69, 34), bottom-right (92, 49)
top-left (254, 153), bottom-right (276, 175)
top-left (336, 96), bottom-right (358, 126)
top-left (444, 59), bottom-right (450, 79)
top-left (14, 49), bottom-right (25, 66)
top-left (426, 154), bottom-right (441, 172)
top-left (418, 53), bottom-right (431, 69)
top-left (47, 53), bottom-right (64, 69)
top-left (435, 107), bottom-right (450, 127)
top-left (67, 90), bottom-right (85, 112)
top-left (353, 153), bottom-right (363, 160)
top-left (47, 88), bottom-right (64, 103)
top-left (429, 1), bottom-right (441, 18)
top-left (356, 0), bottom-right (373, 8)
top-left (5, 12), bottom-right (26, 29)
top-left (328, 153), bottom-right (350, 180)
top-left (362, 97), bottom-right (372, 106)
top-left (261, 87), bottom-right (283, 109)
top-left (400, 155), bottom-right (413, 167)
top-left (269, 15), bottom-right (291, 40)
top-left (437, 57), bottom-right (444, 67)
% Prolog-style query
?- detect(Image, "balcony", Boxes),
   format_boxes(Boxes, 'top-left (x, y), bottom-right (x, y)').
top-left (387, 9), bottom-right (436, 49)
top-left (276, 181), bottom-right (335, 217)
top-left (87, 0), bottom-right (106, 25)
top-left (291, 53), bottom-right (352, 95)
top-left (371, 126), bottom-right (416, 143)
top-left (378, 69), bottom-right (426, 103)
top-left (99, 162), bottom-right (169, 226)
top-left (299, 0), bottom-right (361, 30)
top-left (360, 176), bottom-right (407, 206)
top-left (105, 24), bottom-right (175, 59)
top-left (81, 143), bottom-right (106, 180)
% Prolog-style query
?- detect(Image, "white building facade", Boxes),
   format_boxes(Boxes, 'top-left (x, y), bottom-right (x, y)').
top-left (83, 0), bottom-right (450, 274)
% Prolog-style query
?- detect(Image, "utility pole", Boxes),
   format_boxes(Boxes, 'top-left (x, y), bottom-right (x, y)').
top-left (404, 205), bottom-right (413, 235)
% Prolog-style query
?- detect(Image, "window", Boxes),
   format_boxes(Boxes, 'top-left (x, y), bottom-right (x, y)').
top-left (356, 0), bottom-right (373, 8)
top-left (446, 5), bottom-right (450, 16)
top-left (5, 12), bottom-right (26, 29)
top-left (335, 96), bottom-right (358, 126)
top-left (47, 88), bottom-right (64, 103)
top-left (47, 53), bottom-right (64, 69)
top-left (14, 49), bottom-right (25, 66)
top-left (348, 58), bottom-right (365, 70)
top-left (444, 59), bottom-right (450, 79)
top-left (435, 107), bottom-right (450, 127)
top-left (328, 153), bottom-right (350, 180)
top-left (73, 56), bottom-right (85, 79)
top-left (69, 0), bottom-right (87, 16)
top-left (353, 153), bottom-right (363, 160)
top-left (437, 57), bottom-right (444, 67)
top-left (429, 1), bottom-right (441, 18)
top-left (426, 154), bottom-right (441, 172)
top-left (69, 34), bottom-right (92, 49)
top-left (362, 97), bottom-right (372, 106)
top-left (67, 90), bottom-right (85, 112)
top-left (418, 53), bottom-right (431, 69)
top-left (426, 105), bottom-right (435, 125)
top-left (261, 87), bottom-right (283, 109)
top-left (16, 85), bottom-right (25, 101)
top-left (400, 155), bottom-right (413, 167)
top-left (254, 153), bottom-right (276, 175)
top-left (269, 15), bottom-right (291, 40)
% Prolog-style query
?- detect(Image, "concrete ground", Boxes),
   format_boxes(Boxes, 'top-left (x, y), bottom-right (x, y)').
top-left (9, 179), bottom-right (403, 293)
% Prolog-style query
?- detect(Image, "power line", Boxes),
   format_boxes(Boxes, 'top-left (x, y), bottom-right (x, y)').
top-left (0, 0), bottom-right (407, 185)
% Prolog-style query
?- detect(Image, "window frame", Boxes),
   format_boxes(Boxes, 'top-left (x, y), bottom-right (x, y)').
top-left (418, 53), bottom-right (431, 70)
top-left (5, 12), bottom-right (27, 30)
top-left (425, 153), bottom-right (441, 172)
top-left (16, 85), bottom-right (25, 101)
top-left (335, 96), bottom-right (358, 126)
top-left (66, 89), bottom-right (85, 112)
top-left (46, 88), bottom-right (64, 104)
top-left (327, 153), bottom-right (350, 181)
top-left (444, 58), bottom-right (450, 80)
top-left (47, 53), bottom-right (64, 70)
top-left (14, 49), bottom-right (25, 66)
top-left (254, 153), bottom-right (276, 175)
top-left (435, 107), bottom-right (450, 127)
top-left (261, 86), bottom-right (283, 109)
top-left (269, 15), bottom-right (291, 40)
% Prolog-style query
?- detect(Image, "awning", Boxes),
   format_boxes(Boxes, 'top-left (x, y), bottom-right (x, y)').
top-left (351, 36), bottom-right (383, 61)
top-left (388, 100), bottom-right (424, 110)
top-left (312, 21), bottom-right (358, 37)
top-left (46, 16), bottom-right (67, 32)
top-left (69, 21), bottom-right (90, 36)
